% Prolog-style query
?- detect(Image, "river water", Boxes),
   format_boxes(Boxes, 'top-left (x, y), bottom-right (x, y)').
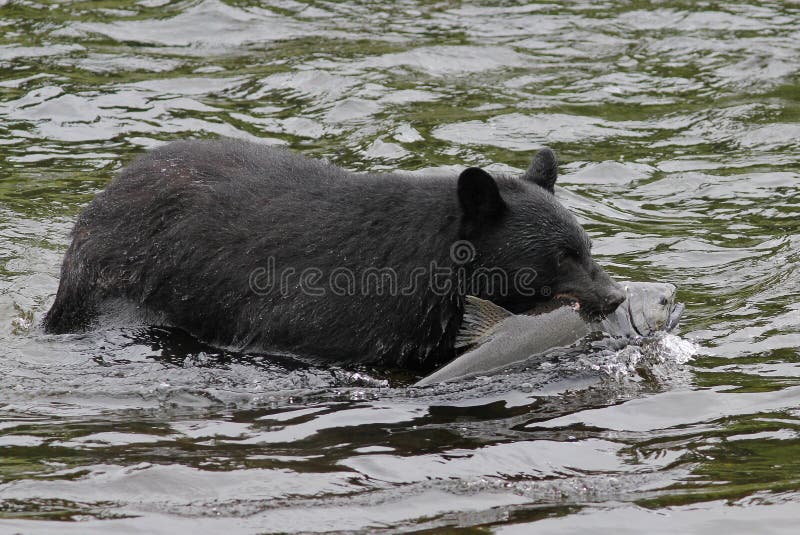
top-left (1, 1), bottom-right (799, 533)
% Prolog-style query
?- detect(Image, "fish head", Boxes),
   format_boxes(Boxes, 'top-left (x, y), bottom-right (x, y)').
top-left (611, 281), bottom-right (683, 336)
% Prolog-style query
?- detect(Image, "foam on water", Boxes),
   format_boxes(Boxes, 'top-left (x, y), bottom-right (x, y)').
top-left (580, 333), bottom-right (698, 382)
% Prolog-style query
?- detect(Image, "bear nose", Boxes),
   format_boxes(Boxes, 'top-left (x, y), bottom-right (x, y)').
top-left (604, 287), bottom-right (626, 313)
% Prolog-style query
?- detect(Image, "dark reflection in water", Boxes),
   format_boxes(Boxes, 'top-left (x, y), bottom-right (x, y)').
top-left (1, 0), bottom-right (799, 533)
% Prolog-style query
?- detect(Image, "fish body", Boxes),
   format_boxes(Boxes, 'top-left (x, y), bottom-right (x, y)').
top-left (414, 282), bottom-right (683, 386)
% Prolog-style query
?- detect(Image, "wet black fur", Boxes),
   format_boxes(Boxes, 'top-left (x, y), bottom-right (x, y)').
top-left (43, 140), bottom-right (623, 371)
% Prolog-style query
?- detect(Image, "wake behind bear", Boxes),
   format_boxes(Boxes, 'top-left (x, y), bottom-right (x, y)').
top-left (43, 140), bottom-right (625, 372)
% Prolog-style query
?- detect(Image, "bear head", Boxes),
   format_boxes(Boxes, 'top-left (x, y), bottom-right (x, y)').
top-left (456, 148), bottom-right (625, 320)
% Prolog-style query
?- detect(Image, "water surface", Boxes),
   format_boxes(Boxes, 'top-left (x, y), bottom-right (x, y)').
top-left (1, 1), bottom-right (799, 533)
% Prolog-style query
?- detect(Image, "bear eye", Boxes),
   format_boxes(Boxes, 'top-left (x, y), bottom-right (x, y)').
top-left (557, 248), bottom-right (578, 265)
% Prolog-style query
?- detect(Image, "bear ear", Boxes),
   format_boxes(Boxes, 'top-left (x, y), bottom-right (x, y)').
top-left (523, 147), bottom-right (557, 193)
top-left (457, 167), bottom-right (505, 221)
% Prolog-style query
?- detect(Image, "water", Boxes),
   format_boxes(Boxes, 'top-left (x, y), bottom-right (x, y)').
top-left (1, 1), bottom-right (798, 532)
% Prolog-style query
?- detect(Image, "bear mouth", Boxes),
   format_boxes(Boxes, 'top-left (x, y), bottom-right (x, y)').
top-left (554, 293), bottom-right (581, 311)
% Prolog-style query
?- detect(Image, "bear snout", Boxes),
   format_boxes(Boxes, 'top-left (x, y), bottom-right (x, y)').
top-left (601, 285), bottom-right (626, 315)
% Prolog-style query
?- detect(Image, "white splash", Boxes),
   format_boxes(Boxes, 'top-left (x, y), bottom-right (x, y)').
top-left (583, 333), bottom-right (698, 383)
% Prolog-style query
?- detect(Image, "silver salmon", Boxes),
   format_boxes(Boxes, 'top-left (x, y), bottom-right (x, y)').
top-left (414, 282), bottom-right (684, 386)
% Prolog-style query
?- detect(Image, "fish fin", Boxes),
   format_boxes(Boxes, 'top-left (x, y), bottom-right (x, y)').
top-left (455, 295), bottom-right (513, 348)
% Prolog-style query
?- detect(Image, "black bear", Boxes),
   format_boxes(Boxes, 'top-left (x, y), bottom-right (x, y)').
top-left (44, 140), bottom-right (624, 371)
